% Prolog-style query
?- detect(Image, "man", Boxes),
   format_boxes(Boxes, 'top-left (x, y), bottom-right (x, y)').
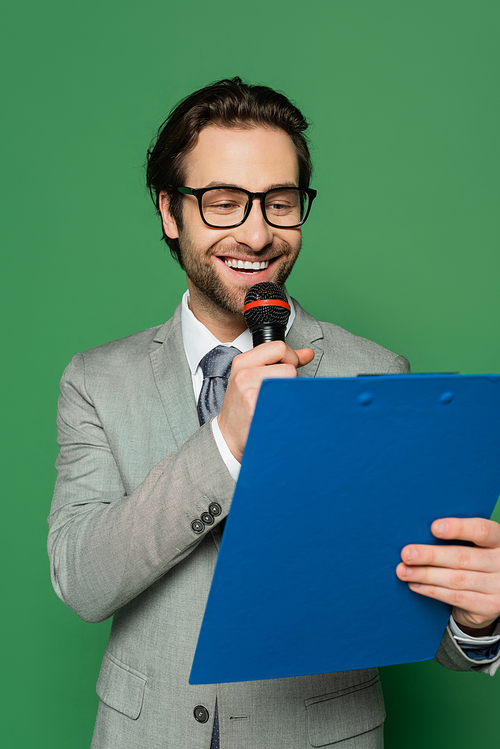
top-left (48, 78), bottom-right (500, 748)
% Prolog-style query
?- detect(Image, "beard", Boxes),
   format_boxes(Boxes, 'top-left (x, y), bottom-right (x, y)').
top-left (178, 234), bottom-right (301, 317)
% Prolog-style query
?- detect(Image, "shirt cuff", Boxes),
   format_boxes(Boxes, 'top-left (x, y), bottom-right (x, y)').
top-left (211, 417), bottom-right (241, 482)
top-left (449, 616), bottom-right (500, 660)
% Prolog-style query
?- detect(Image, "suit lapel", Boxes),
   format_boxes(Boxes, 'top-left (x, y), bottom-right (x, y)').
top-left (148, 305), bottom-right (200, 449)
top-left (286, 298), bottom-right (325, 378)
top-left (149, 306), bottom-right (227, 553)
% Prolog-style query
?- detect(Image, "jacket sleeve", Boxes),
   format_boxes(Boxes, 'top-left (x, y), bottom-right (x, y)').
top-left (47, 353), bottom-right (235, 624)
top-left (435, 625), bottom-right (500, 675)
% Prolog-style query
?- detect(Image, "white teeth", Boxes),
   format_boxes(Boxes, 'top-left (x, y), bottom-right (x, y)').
top-left (224, 258), bottom-right (270, 270)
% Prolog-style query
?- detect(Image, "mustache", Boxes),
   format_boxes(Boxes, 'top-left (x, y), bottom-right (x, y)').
top-left (210, 237), bottom-right (301, 258)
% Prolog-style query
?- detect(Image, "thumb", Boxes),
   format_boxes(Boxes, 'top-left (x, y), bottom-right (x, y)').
top-left (295, 348), bottom-right (315, 367)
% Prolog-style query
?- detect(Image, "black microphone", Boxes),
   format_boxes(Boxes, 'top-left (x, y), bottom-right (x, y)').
top-left (243, 282), bottom-right (291, 347)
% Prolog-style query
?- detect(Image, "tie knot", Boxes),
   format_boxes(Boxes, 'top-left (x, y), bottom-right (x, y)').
top-left (198, 345), bottom-right (240, 380)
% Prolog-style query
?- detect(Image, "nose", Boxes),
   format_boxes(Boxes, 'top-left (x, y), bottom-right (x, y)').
top-left (232, 198), bottom-right (274, 251)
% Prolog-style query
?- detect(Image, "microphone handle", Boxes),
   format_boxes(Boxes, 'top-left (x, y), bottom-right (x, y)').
top-left (251, 324), bottom-right (286, 347)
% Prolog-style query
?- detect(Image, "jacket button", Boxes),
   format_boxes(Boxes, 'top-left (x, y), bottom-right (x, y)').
top-left (201, 511), bottom-right (214, 525)
top-left (191, 519), bottom-right (205, 534)
top-left (208, 502), bottom-right (222, 517)
top-left (193, 705), bottom-right (209, 723)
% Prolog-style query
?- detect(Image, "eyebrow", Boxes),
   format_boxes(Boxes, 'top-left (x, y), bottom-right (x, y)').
top-left (202, 181), bottom-right (299, 190)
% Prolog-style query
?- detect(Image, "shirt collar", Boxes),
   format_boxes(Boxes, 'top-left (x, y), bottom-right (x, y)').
top-left (181, 289), bottom-right (295, 375)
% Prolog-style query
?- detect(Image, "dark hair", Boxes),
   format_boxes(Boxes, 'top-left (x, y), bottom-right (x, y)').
top-left (146, 77), bottom-right (312, 266)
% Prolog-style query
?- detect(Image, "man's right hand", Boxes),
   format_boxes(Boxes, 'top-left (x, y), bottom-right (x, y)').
top-left (217, 341), bottom-right (314, 462)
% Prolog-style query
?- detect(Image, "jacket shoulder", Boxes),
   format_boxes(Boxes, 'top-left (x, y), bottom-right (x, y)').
top-left (59, 309), bottom-right (181, 393)
top-left (291, 299), bottom-right (410, 376)
top-left (77, 309), bottom-right (180, 367)
top-left (83, 325), bottom-right (162, 363)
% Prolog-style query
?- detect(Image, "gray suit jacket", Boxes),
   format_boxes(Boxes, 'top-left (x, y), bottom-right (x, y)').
top-left (48, 300), bottom-right (499, 749)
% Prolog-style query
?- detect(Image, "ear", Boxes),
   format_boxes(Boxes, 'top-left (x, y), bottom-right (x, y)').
top-left (159, 191), bottom-right (179, 239)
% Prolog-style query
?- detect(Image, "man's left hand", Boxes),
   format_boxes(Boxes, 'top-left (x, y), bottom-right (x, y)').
top-left (396, 517), bottom-right (500, 635)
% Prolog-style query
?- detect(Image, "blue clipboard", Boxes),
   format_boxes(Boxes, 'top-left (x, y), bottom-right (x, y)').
top-left (190, 374), bottom-right (500, 684)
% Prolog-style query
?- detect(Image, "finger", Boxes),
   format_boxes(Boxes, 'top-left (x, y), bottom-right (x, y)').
top-left (233, 362), bottom-right (301, 390)
top-left (431, 517), bottom-right (500, 549)
top-left (404, 582), bottom-right (500, 622)
top-left (396, 562), bottom-right (499, 594)
top-left (231, 341), bottom-right (301, 370)
top-left (400, 542), bottom-right (500, 573)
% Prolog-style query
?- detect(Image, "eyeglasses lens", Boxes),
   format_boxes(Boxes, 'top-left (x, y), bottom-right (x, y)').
top-left (201, 188), bottom-right (309, 227)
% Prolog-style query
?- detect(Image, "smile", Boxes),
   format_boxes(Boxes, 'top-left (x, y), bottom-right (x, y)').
top-left (223, 258), bottom-right (270, 273)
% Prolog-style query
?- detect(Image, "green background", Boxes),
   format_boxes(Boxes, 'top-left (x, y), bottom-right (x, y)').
top-left (2, 1), bottom-right (499, 746)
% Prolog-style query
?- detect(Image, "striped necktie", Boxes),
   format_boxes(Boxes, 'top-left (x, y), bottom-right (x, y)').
top-left (197, 345), bottom-right (241, 425)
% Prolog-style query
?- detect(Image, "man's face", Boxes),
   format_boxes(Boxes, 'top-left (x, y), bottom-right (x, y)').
top-left (160, 125), bottom-right (302, 319)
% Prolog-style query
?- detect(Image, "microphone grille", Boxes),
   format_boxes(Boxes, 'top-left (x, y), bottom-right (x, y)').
top-left (243, 282), bottom-right (291, 329)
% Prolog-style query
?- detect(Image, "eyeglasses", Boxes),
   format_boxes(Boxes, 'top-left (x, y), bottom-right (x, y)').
top-left (177, 186), bottom-right (317, 229)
